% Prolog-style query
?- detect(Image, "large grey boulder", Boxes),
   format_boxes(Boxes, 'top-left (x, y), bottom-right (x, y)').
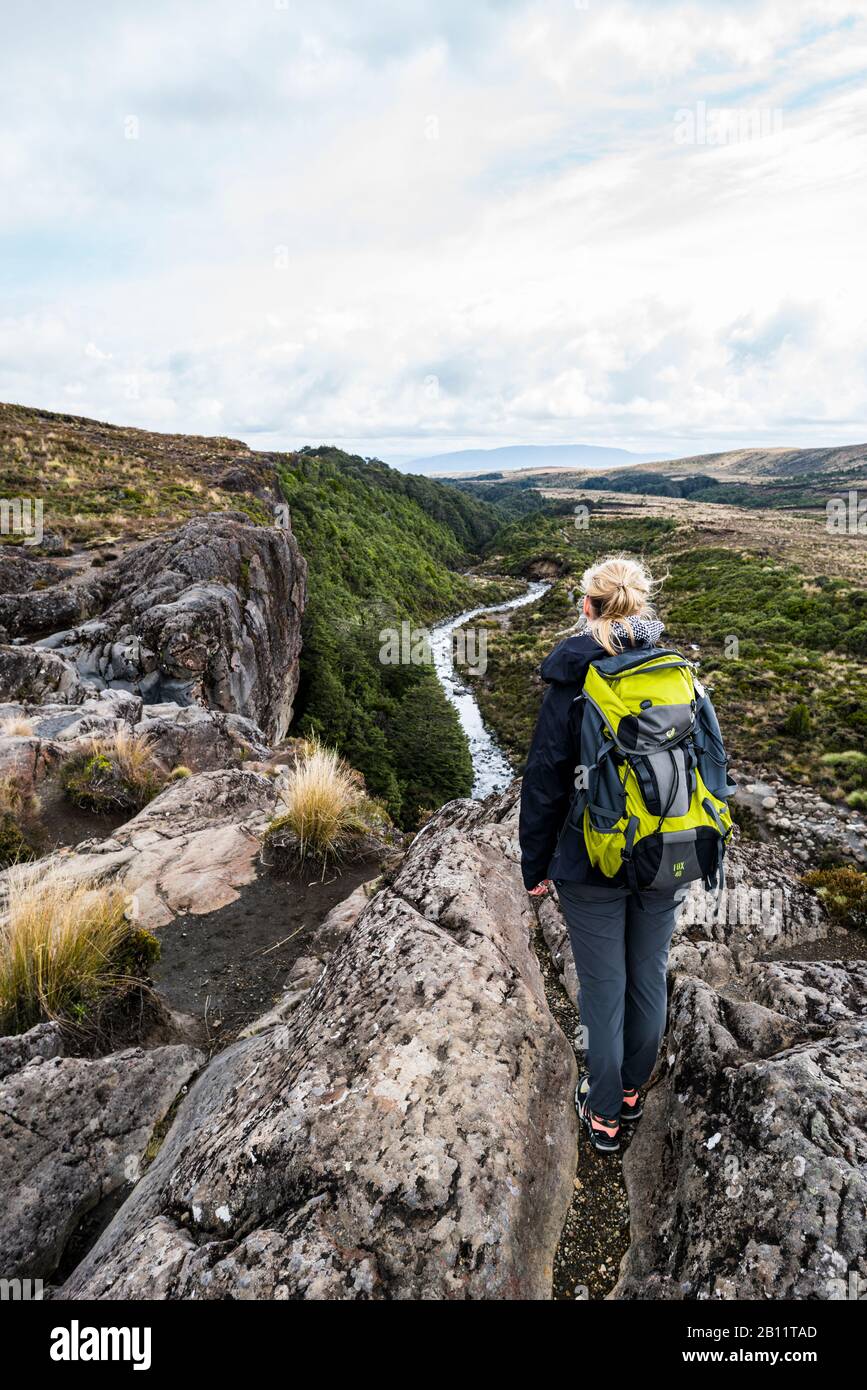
top-left (0, 1022), bottom-right (65, 1080)
top-left (135, 704), bottom-right (271, 771)
top-left (0, 1030), bottom-right (203, 1281)
top-left (0, 645), bottom-right (91, 705)
top-left (61, 786), bottom-right (577, 1300)
top-left (0, 549), bottom-right (64, 599)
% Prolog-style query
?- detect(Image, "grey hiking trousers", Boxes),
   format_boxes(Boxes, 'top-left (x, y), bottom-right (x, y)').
top-left (555, 880), bottom-right (683, 1120)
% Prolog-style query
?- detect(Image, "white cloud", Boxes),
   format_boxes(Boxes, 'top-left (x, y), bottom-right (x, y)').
top-left (1, 0), bottom-right (866, 460)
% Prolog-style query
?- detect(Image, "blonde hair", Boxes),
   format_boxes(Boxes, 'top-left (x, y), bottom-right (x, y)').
top-left (580, 555), bottom-right (657, 656)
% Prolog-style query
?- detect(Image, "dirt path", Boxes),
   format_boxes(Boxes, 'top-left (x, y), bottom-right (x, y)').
top-left (530, 914), bottom-right (632, 1300)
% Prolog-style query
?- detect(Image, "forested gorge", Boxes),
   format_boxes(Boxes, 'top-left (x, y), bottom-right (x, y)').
top-left (274, 447), bottom-right (502, 825)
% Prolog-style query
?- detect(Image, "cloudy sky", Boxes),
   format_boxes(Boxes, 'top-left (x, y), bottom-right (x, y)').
top-left (2, 0), bottom-right (866, 463)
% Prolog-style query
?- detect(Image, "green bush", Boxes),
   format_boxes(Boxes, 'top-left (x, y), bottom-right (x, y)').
top-left (0, 813), bottom-right (37, 870)
top-left (782, 703), bottom-right (812, 739)
top-left (802, 866), bottom-right (867, 932)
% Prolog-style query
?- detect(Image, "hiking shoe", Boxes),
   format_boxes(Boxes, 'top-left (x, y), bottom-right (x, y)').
top-left (575, 1073), bottom-right (620, 1154)
top-left (620, 1087), bottom-right (644, 1124)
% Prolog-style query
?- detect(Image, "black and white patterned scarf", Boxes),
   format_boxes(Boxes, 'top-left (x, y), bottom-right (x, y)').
top-left (609, 615), bottom-right (665, 647)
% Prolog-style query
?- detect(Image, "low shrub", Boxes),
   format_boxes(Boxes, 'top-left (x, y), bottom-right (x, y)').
top-left (782, 703), bottom-right (812, 739)
top-left (60, 729), bottom-right (163, 812)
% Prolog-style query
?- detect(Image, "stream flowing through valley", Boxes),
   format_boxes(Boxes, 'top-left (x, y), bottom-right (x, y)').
top-left (430, 580), bottom-right (551, 798)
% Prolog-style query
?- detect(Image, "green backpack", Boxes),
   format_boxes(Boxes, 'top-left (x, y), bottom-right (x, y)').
top-left (572, 647), bottom-right (735, 894)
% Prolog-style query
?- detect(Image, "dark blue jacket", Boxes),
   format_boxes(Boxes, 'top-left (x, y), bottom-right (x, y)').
top-left (518, 630), bottom-right (656, 890)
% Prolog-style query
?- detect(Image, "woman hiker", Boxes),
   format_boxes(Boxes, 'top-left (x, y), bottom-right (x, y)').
top-left (519, 555), bottom-right (690, 1155)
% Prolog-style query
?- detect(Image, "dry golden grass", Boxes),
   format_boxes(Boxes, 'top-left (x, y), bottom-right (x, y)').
top-left (0, 715), bottom-right (36, 737)
top-left (110, 727), bottom-right (159, 784)
top-left (0, 772), bottom-right (39, 821)
top-left (271, 738), bottom-right (369, 864)
top-left (0, 864), bottom-right (154, 1036)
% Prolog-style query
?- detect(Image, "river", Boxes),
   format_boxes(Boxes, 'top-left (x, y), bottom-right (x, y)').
top-left (429, 580), bottom-right (551, 798)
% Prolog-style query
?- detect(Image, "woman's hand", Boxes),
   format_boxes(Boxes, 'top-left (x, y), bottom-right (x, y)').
top-left (528, 880), bottom-right (551, 898)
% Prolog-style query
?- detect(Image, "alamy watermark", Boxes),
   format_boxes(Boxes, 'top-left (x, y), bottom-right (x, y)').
top-left (0, 497), bottom-right (43, 546)
top-left (0, 1276), bottom-right (44, 1299)
top-left (50, 1321), bottom-right (152, 1370)
top-left (674, 101), bottom-right (784, 146)
top-left (379, 621), bottom-right (488, 676)
top-left (826, 490), bottom-right (867, 535)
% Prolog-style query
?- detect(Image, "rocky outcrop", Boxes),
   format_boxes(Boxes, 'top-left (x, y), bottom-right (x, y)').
top-left (0, 691), bottom-right (275, 852)
top-left (611, 962), bottom-right (866, 1300)
top-left (0, 1022), bottom-right (64, 1080)
top-left (604, 835), bottom-right (866, 1299)
top-left (0, 688), bottom-right (142, 741)
top-left (135, 705), bottom-right (271, 771)
top-left (0, 1029), bottom-right (202, 1281)
top-left (1, 514), bottom-right (306, 741)
top-left (61, 786), bottom-right (577, 1300)
top-left (53, 768), bottom-right (281, 930)
top-left (0, 549), bottom-right (64, 596)
top-left (5, 739), bottom-right (859, 1300)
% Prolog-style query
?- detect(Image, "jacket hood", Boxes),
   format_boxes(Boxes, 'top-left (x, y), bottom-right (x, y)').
top-left (539, 633), bottom-right (602, 685)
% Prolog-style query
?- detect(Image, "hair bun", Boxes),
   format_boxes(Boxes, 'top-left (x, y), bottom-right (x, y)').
top-left (578, 554), bottom-right (657, 654)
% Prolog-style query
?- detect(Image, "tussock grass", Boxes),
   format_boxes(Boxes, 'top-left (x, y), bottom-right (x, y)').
top-left (268, 738), bottom-right (374, 866)
top-left (0, 774), bottom-right (38, 821)
top-left (60, 728), bottom-right (163, 812)
top-left (0, 715), bottom-right (35, 737)
top-left (0, 774), bottom-right (40, 869)
top-left (110, 727), bottom-right (158, 784)
top-left (0, 864), bottom-right (160, 1037)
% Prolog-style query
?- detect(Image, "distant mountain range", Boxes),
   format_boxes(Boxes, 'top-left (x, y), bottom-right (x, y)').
top-left (400, 443), bottom-right (666, 475)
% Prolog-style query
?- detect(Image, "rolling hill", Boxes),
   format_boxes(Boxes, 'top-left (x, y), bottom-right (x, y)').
top-left (402, 443), bottom-right (664, 475)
